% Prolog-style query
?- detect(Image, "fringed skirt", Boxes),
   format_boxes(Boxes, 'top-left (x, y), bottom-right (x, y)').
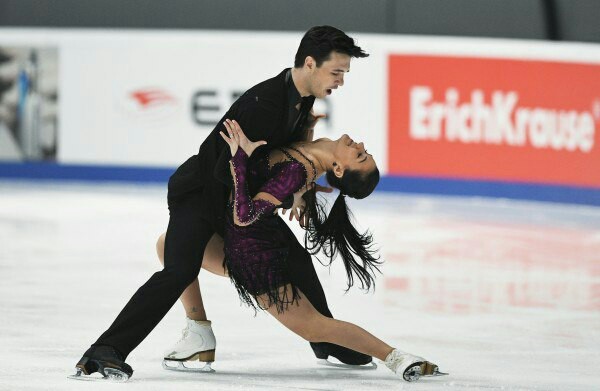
top-left (223, 208), bottom-right (301, 313)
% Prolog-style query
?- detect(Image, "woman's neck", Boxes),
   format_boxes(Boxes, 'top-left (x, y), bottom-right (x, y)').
top-left (290, 139), bottom-right (335, 178)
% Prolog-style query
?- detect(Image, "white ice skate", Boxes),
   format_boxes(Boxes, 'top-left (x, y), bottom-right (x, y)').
top-left (383, 348), bottom-right (448, 382)
top-left (162, 318), bottom-right (216, 373)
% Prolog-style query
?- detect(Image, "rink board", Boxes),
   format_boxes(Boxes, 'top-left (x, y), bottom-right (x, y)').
top-left (0, 28), bottom-right (599, 205)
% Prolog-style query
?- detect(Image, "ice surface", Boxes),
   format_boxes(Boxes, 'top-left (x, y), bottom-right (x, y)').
top-left (0, 180), bottom-right (598, 390)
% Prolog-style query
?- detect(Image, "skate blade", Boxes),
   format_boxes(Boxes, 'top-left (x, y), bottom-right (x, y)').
top-left (162, 359), bottom-right (215, 373)
top-left (317, 358), bottom-right (377, 370)
top-left (421, 361), bottom-right (448, 377)
top-left (403, 362), bottom-right (448, 382)
top-left (429, 368), bottom-right (449, 377)
top-left (68, 367), bottom-right (131, 382)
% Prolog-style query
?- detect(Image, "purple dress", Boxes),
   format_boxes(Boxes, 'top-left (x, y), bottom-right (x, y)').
top-left (224, 148), bottom-right (311, 312)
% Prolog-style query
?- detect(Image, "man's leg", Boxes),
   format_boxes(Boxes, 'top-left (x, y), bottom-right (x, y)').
top-left (76, 192), bottom-right (214, 378)
top-left (156, 232), bottom-right (226, 320)
top-left (157, 232), bottom-right (223, 371)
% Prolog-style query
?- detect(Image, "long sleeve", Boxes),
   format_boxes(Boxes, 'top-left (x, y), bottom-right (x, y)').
top-left (213, 92), bottom-right (282, 188)
top-left (230, 148), bottom-right (277, 226)
top-left (229, 148), bottom-right (307, 227)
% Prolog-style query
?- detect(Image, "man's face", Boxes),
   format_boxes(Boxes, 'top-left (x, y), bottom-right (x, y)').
top-left (306, 52), bottom-right (351, 99)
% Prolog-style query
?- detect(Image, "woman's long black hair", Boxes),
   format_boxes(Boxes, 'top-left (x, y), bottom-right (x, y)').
top-left (302, 167), bottom-right (382, 292)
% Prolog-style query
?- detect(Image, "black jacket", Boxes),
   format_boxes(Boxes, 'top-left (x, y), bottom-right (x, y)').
top-left (167, 69), bottom-right (305, 233)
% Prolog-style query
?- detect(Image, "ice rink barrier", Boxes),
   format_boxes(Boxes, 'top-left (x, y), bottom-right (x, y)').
top-left (0, 29), bottom-right (598, 205)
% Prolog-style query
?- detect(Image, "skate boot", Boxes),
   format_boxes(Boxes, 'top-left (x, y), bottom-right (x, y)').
top-left (312, 342), bottom-right (376, 369)
top-left (383, 348), bottom-right (448, 382)
top-left (162, 317), bottom-right (216, 373)
top-left (69, 345), bottom-right (133, 382)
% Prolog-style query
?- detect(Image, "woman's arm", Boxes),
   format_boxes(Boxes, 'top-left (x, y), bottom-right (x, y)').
top-left (221, 120), bottom-right (305, 227)
top-left (229, 148), bottom-right (282, 226)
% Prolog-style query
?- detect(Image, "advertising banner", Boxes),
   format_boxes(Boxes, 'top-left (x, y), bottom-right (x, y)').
top-left (388, 55), bottom-right (600, 188)
top-left (0, 29), bottom-right (378, 168)
top-left (55, 31), bottom-right (374, 168)
top-left (1, 28), bottom-right (599, 203)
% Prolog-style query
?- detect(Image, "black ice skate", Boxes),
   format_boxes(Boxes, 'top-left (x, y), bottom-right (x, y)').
top-left (312, 342), bottom-right (377, 369)
top-left (69, 345), bottom-right (133, 382)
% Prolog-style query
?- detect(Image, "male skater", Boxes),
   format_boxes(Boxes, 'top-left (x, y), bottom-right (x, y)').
top-left (73, 26), bottom-right (370, 380)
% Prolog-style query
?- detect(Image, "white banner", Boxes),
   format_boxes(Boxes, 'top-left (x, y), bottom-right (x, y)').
top-left (1, 28), bottom-right (599, 174)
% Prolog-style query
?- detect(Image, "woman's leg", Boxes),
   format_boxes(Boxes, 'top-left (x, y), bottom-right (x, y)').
top-left (261, 287), bottom-right (393, 361)
top-left (156, 232), bottom-right (227, 321)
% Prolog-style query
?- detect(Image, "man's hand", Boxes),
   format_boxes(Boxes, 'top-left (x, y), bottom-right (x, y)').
top-left (303, 111), bottom-right (327, 142)
top-left (281, 184), bottom-right (311, 227)
top-left (306, 111), bottom-right (327, 132)
top-left (281, 183), bottom-right (333, 228)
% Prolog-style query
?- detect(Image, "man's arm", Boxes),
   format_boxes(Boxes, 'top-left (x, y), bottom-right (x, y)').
top-left (213, 95), bottom-right (283, 186)
top-left (234, 95), bottom-right (282, 144)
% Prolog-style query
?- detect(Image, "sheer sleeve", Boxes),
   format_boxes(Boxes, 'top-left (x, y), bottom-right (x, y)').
top-left (213, 93), bottom-right (281, 188)
top-left (229, 148), bottom-right (306, 227)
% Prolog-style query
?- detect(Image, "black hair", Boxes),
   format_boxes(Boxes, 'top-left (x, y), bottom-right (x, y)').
top-left (294, 25), bottom-right (369, 68)
top-left (325, 167), bottom-right (379, 200)
top-left (302, 167), bottom-right (381, 291)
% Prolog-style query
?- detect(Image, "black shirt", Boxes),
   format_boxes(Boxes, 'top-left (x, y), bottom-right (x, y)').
top-left (285, 69), bottom-right (302, 136)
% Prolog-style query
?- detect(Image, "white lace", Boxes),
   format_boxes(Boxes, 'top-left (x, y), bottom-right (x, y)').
top-left (384, 349), bottom-right (405, 373)
top-left (176, 325), bottom-right (190, 344)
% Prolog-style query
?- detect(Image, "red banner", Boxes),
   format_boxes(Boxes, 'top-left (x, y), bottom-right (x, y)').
top-left (388, 55), bottom-right (600, 188)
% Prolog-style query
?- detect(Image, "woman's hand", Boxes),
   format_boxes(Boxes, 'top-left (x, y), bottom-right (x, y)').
top-left (219, 120), bottom-right (239, 156)
top-left (220, 119), bottom-right (266, 157)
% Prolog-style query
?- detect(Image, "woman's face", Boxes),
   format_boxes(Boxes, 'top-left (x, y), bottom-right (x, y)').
top-left (332, 134), bottom-right (377, 177)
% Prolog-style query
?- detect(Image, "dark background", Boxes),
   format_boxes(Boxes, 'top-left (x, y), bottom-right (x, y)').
top-left (0, 0), bottom-right (598, 43)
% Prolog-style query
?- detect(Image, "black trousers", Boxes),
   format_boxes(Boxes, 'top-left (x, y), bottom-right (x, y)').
top-left (94, 191), bottom-right (334, 359)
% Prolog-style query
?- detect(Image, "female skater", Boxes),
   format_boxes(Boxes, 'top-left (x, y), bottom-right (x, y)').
top-left (188, 118), bottom-right (445, 382)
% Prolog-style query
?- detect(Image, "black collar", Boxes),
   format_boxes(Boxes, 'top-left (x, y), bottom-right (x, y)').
top-left (287, 69), bottom-right (315, 106)
top-left (286, 68), bottom-right (302, 106)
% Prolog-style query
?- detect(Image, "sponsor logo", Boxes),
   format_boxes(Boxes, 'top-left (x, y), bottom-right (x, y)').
top-left (190, 89), bottom-right (333, 128)
top-left (410, 86), bottom-right (595, 152)
top-left (119, 87), bottom-right (179, 122)
top-left (117, 86), bottom-right (334, 129)
top-left (130, 88), bottom-right (176, 108)
top-left (389, 55), bottom-right (600, 188)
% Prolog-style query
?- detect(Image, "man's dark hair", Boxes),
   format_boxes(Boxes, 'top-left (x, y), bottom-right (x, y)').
top-left (294, 25), bottom-right (369, 68)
